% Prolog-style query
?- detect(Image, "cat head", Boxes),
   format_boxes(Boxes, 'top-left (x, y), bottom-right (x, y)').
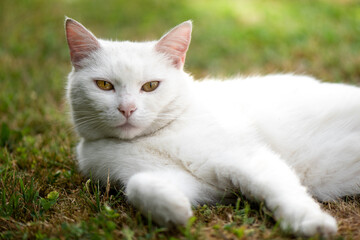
top-left (65, 18), bottom-right (193, 140)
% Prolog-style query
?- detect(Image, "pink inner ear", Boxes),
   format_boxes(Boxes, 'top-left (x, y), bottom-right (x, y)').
top-left (155, 21), bottom-right (192, 69)
top-left (66, 19), bottom-right (100, 69)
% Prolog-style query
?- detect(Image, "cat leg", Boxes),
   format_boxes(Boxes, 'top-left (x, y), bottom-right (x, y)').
top-left (214, 147), bottom-right (337, 237)
top-left (125, 170), bottom-right (194, 227)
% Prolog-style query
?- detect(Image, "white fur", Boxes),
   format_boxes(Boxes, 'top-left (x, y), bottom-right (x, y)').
top-left (66, 20), bottom-right (360, 237)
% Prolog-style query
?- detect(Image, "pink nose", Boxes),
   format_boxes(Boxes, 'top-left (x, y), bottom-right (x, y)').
top-left (118, 104), bottom-right (137, 118)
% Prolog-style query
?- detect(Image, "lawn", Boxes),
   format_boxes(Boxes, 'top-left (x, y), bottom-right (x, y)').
top-left (1, 0), bottom-right (360, 239)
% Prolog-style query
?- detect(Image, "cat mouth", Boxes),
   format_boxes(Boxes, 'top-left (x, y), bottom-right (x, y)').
top-left (116, 122), bottom-right (137, 131)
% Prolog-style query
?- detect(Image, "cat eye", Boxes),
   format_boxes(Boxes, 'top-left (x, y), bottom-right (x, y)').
top-left (95, 80), bottom-right (114, 91)
top-left (142, 81), bottom-right (160, 92)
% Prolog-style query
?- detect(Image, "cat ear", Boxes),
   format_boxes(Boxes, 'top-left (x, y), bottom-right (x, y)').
top-left (65, 18), bottom-right (100, 69)
top-left (155, 21), bottom-right (192, 69)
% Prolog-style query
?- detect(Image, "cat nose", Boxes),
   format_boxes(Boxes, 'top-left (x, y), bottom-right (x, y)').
top-left (118, 104), bottom-right (137, 118)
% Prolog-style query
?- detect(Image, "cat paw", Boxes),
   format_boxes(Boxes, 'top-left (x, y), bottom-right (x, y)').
top-left (126, 173), bottom-right (193, 227)
top-left (297, 212), bottom-right (337, 237)
top-left (282, 211), bottom-right (337, 237)
top-left (153, 194), bottom-right (193, 227)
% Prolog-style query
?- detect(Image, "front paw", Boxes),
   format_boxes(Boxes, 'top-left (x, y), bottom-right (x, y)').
top-left (127, 184), bottom-right (193, 227)
top-left (281, 210), bottom-right (337, 237)
top-left (297, 212), bottom-right (337, 237)
top-left (126, 172), bottom-right (193, 228)
top-left (152, 194), bottom-right (193, 227)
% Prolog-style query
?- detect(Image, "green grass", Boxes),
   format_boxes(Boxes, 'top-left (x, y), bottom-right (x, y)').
top-left (1, 0), bottom-right (360, 239)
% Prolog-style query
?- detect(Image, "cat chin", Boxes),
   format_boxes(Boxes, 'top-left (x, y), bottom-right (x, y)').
top-left (115, 126), bottom-right (144, 140)
top-left (115, 123), bottom-right (164, 140)
top-left (115, 122), bottom-right (137, 131)
top-left (114, 125), bottom-right (139, 139)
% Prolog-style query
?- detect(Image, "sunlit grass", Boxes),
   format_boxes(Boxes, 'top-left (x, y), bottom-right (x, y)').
top-left (1, 0), bottom-right (360, 239)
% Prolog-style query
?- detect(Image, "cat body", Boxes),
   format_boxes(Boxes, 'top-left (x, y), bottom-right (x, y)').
top-left (65, 19), bottom-right (360, 237)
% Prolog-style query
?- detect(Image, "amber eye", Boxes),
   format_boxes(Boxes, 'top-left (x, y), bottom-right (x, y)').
top-left (141, 81), bottom-right (160, 92)
top-left (95, 80), bottom-right (114, 91)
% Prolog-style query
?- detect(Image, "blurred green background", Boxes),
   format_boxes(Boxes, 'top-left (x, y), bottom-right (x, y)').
top-left (1, 0), bottom-right (360, 238)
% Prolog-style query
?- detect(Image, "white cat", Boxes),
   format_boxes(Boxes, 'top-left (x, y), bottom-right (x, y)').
top-left (65, 18), bottom-right (360, 237)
